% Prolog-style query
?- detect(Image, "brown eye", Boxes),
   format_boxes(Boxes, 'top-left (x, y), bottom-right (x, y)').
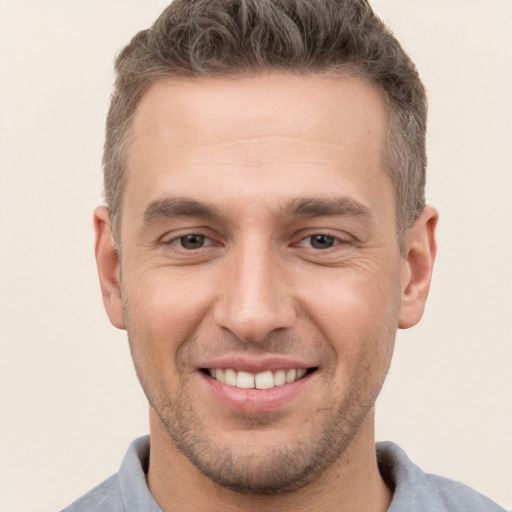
top-left (310, 234), bottom-right (336, 249)
top-left (179, 234), bottom-right (206, 249)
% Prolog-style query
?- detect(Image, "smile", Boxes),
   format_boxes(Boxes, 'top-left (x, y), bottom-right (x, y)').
top-left (204, 368), bottom-right (315, 389)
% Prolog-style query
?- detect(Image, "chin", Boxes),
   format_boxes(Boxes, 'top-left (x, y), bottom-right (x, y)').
top-left (153, 390), bottom-right (375, 495)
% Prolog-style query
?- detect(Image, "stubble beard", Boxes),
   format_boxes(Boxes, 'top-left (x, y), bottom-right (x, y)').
top-left (127, 333), bottom-right (393, 496)
top-left (152, 378), bottom-right (381, 495)
top-left (122, 293), bottom-right (397, 495)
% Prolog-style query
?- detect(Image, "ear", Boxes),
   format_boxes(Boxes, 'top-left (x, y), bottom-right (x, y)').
top-left (398, 206), bottom-right (438, 329)
top-left (94, 206), bottom-right (125, 329)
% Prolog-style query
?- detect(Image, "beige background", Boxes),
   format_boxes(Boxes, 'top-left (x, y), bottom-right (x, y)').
top-left (1, 1), bottom-right (511, 511)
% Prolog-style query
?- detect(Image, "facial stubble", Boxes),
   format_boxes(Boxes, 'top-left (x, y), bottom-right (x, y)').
top-left (123, 297), bottom-right (397, 496)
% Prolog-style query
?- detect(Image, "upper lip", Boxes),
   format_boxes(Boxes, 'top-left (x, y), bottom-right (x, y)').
top-left (198, 355), bottom-right (316, 374)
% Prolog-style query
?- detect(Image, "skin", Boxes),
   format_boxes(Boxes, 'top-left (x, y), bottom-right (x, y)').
top-left (95, 73), bottom-right (437, 511)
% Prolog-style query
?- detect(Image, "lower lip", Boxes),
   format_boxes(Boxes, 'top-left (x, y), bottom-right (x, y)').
top-left (200, 371), bottom-right (314, 414)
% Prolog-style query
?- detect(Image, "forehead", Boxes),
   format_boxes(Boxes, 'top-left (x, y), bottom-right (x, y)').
top-left (129, 72), bottom-right (388, 157)
top-left (123, 72), bottom-right (392, 224)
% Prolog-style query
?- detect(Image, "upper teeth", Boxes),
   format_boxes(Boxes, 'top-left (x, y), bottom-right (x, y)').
top-left (208, 368), bottom-right (307, 389)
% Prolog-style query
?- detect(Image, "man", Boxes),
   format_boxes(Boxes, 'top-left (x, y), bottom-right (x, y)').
top-left (63, 0), bottom-right (506, 510)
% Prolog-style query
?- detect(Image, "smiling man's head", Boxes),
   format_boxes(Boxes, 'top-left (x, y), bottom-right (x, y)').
top-left (94, 1), bottom-right (437, 508)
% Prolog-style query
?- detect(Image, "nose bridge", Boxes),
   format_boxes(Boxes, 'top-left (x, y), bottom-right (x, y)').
top-left (213, 235), bottom-right (296, 342)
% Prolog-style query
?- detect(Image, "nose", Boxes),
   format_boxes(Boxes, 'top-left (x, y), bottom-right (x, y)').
top-left (213, 241), bottom-right (297, 343)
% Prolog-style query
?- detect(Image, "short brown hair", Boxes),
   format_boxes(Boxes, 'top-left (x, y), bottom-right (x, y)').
top-left (104, 0), bottom-right (427, 246)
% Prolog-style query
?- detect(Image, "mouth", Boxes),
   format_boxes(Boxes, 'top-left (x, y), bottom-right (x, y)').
top-left (201, 367), bottom-right (318, 390)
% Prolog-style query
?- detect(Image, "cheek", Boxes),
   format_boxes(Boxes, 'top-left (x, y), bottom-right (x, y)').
top-left (299, 260), bottom-right (400, 322)
top-left (296, 262), bottom-right (400, 365)
top-left (121, 267), bottom-right (216, 360)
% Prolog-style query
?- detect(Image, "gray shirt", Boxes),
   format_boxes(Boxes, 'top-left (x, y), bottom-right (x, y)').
top-left (61, 436), bottom-right (506, 511)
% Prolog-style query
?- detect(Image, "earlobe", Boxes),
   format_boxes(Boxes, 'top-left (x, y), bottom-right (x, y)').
top-left (94, 206), bottom-right (125, 330)
top-left (398, 206), bottom-right (438, 329)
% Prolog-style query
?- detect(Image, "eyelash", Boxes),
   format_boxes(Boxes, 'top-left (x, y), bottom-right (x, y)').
top-left (295, 233), bottom-right (346, 250)
top-left (163, 233), bottom-right (215, 250)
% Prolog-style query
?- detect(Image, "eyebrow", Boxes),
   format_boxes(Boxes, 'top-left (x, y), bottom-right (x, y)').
top-left (143, 198), bottom-right (223, 225)
top-left (142, 195), bottom-right (372, 226)
top-left (282, 197), bottom-right (372, 218)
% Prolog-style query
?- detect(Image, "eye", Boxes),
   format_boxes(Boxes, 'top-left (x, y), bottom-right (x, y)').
top-left (294, 233), bottom-right (341, 250)
top-left (308, 234), bottom-right (336, 249)
top-left (177, 234), bottom-right (210, 250)
top-left (292, 231), bottom-right (355, 264)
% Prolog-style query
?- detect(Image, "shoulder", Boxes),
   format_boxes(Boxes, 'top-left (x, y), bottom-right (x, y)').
top-left (377, 441), bottom-right (507, 512)
top-left (425, 473), bottom-right (506, 511)
top-left (60, 474), bottom-right (123, 512)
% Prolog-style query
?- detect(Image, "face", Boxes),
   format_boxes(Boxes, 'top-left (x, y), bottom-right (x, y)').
top-left (96, 73), bottom-right (434, 494)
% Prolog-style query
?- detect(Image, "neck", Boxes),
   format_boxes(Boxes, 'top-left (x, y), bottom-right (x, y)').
top-left (146, 408), bottom-right (392, 512)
